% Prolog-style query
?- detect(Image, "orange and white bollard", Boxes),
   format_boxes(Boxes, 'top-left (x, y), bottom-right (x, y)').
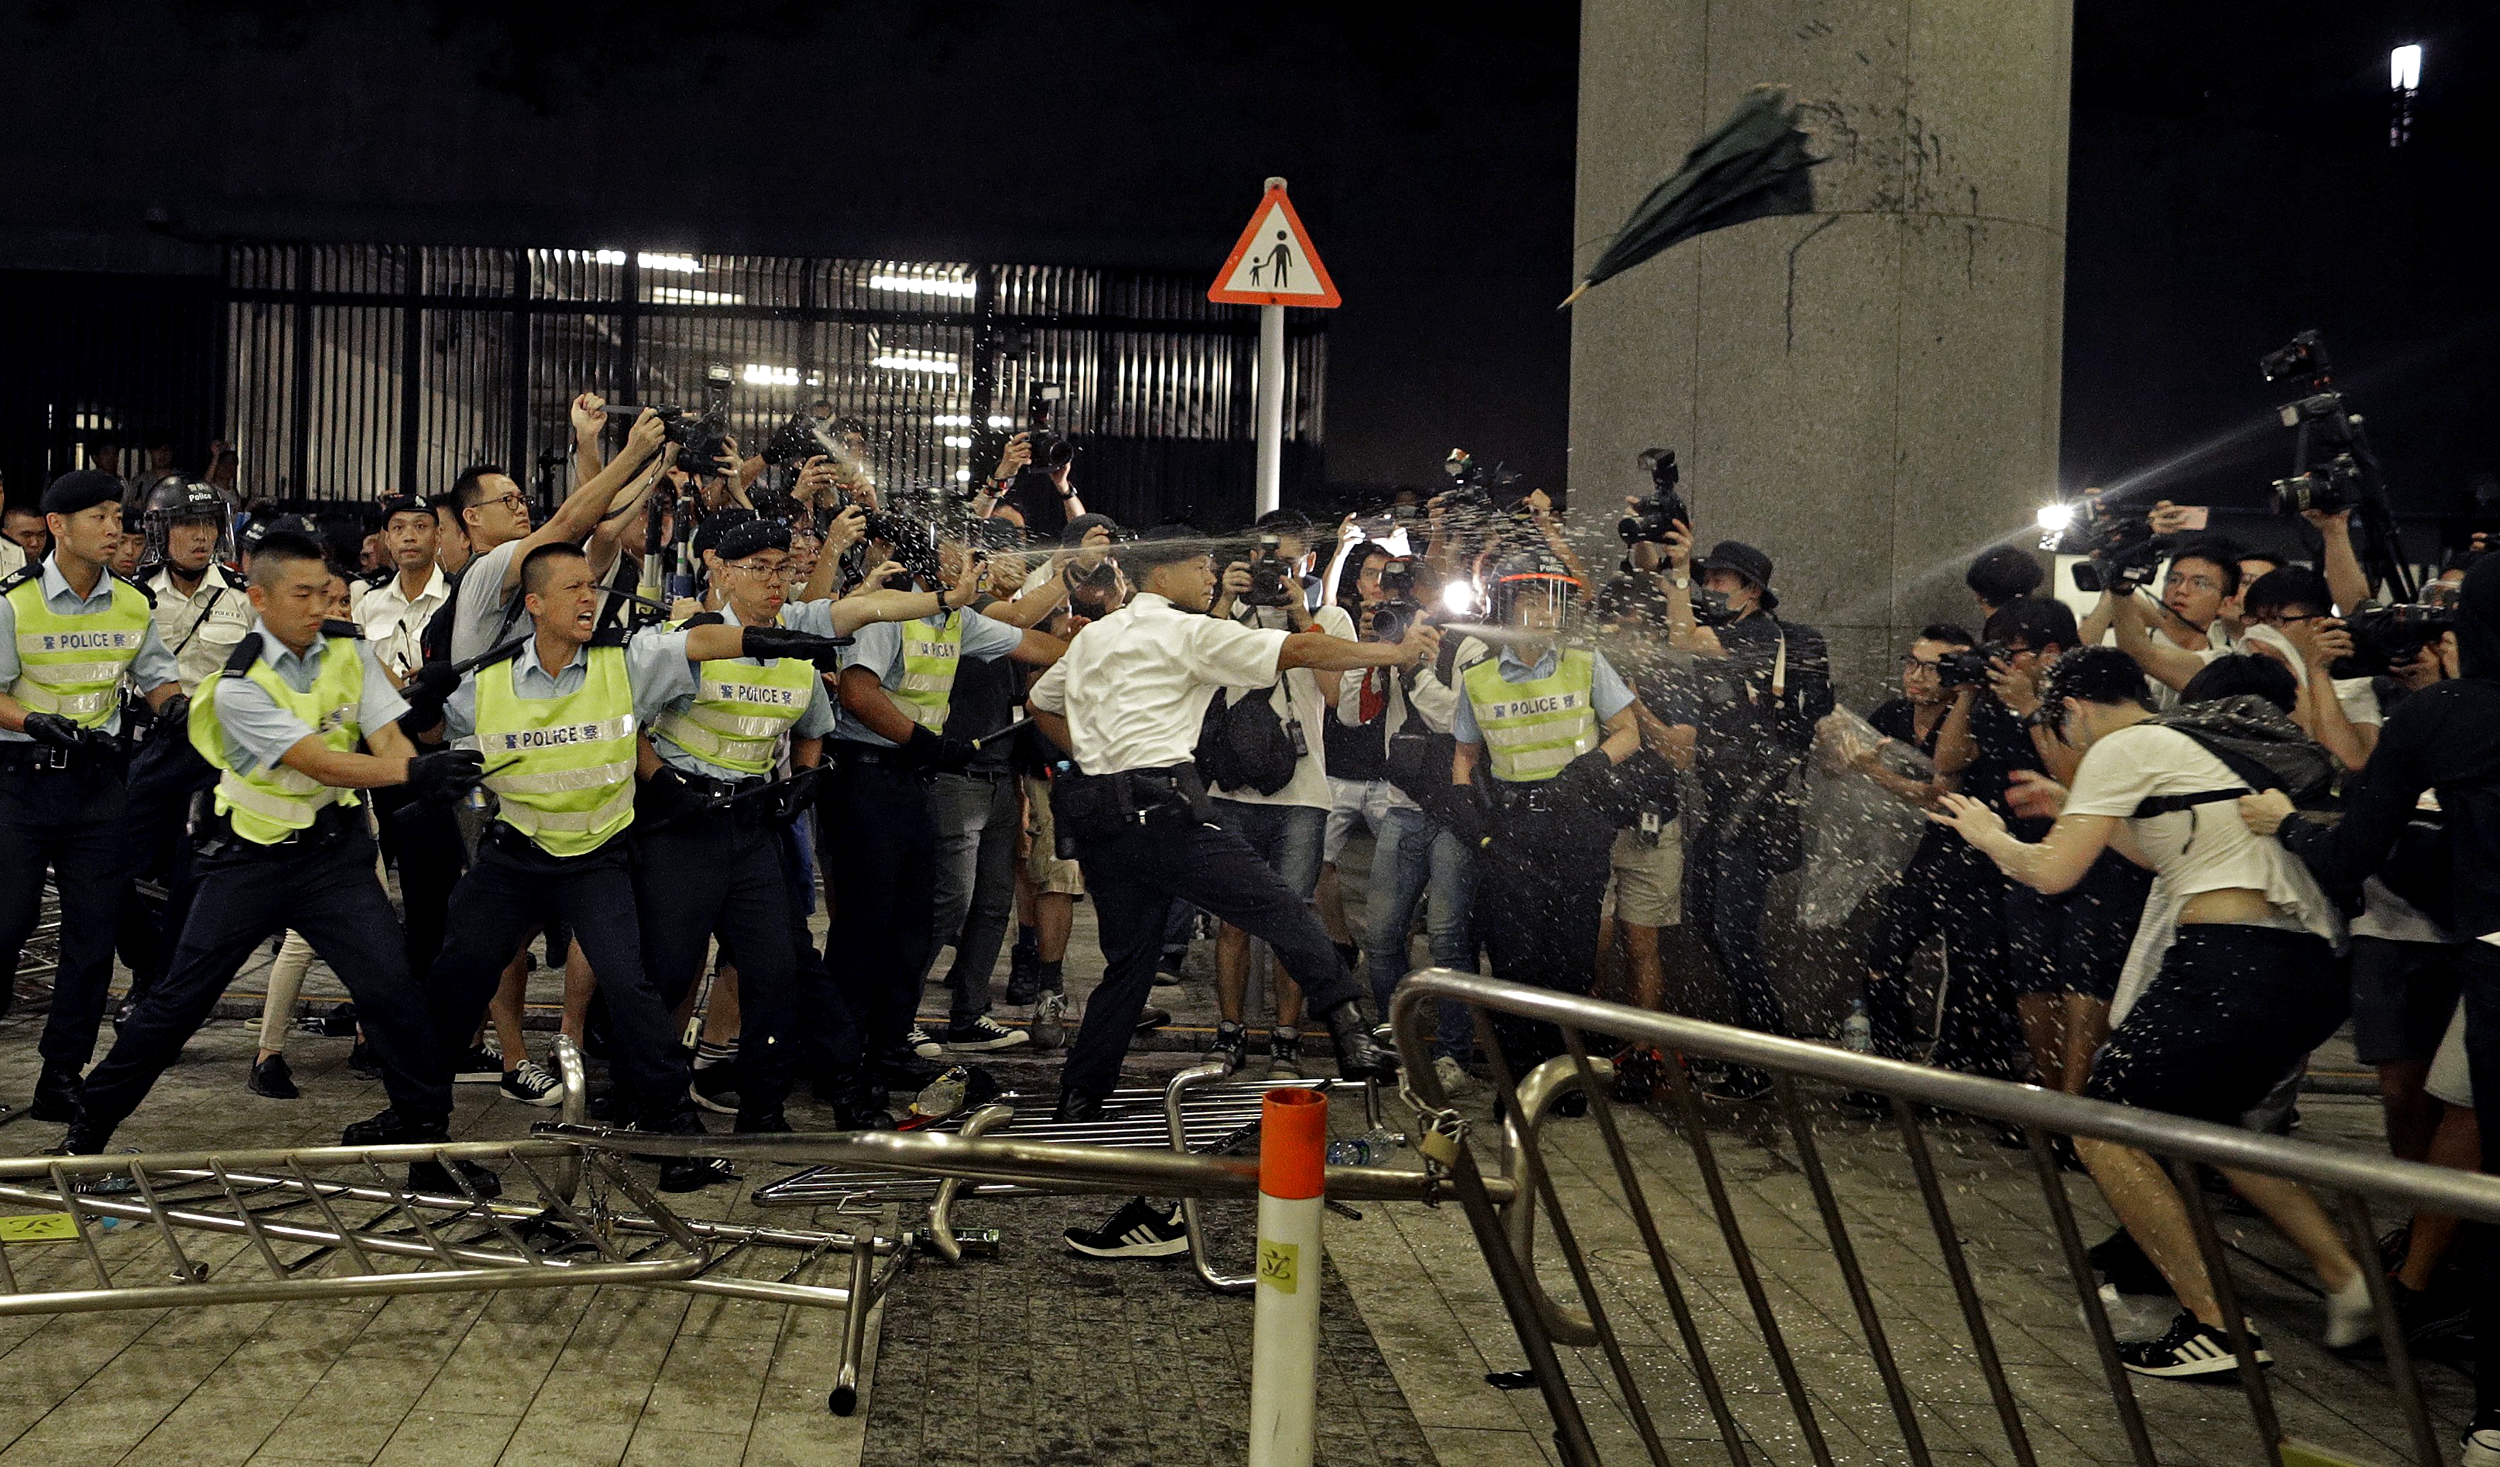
top-left (1248, 1087), bottom-right (1328, 1467)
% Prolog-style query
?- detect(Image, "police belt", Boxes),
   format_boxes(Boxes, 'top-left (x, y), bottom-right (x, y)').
top-left (1482, 775), bottom-right (1578, 817)
top-left (0, 737), bottom-right (124, 776)
top-left (205, 799), bottom-right (362, 853)
top-left (1053, 762), bottom-right (1215, 835)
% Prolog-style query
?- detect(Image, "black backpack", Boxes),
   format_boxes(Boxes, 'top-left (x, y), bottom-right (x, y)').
top-left (1195, 686), bottom-right (1300, 797)
top-left (2132, 695), bottom-right (2338, 818)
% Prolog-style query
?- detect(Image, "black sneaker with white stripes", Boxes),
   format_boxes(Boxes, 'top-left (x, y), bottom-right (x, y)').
top-left (1064, 1197), bottom-right (1188, 1259)
top-left (2117, 1311), bottom-right (2271, 1378)
top-left (946, 1014), bottom-right (1029, 1052)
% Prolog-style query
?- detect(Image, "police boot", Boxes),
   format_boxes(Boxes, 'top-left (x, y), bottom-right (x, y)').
top-left (649, 1108), bottom-right (734, 1193)
top-left (1321, 1001), bottom-right (1399, 1083)
top-left (1052, 1089), bottom-right (1106, 1124)
top-left (28, 1063), bottom-right (83, 1124)
top-left (830, 1083), bottom-right (897, 1133)
top-left (397, 1115), bottom-right (504, 1202)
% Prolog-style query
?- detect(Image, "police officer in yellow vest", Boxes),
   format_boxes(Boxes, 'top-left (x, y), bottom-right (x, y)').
top-left (794, 528), bottom-right (1065, 1117)
top-left (0, 471), bottom-right (185, 1121)
top-left (57, 531), bottom-right (494, 1189)
top-left (635, 518), bottom-right (840, 1135)
top-left (1447, 551), bottom-right (1642, 1073)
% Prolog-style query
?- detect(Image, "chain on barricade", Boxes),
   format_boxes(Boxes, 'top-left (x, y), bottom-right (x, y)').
top-left (1395, 1069), bottom-right (1469, 1206)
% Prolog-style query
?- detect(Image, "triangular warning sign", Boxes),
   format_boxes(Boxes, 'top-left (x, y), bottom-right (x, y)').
top-left (1209, 186), bottom-right (1340, 308)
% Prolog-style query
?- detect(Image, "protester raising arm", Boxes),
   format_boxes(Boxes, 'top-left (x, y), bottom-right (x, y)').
top-left (489, 408), bottom-right (669, 606)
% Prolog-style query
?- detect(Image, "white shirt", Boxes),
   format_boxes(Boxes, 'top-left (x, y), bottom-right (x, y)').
top-left (147, 563), bottom-right (255, 694)
top-left (352, 565), bottom-right (452, 680)
top-left (1026, 592), bottom-right (1289, 775)
top-left (2143, 621), bottom-right (2237, 710)
top-left (2062, 722), bottom-right (2343, 1021)
top-left (0, 539), bottom-right (22, 580)
top-left (1215, 603), bottom-right (1354, 810)
top-left (1335, 652), bottom-right (1460, 812)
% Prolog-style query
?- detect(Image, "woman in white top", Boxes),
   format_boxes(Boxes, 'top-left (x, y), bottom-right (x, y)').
top-left (1931, 647), bottom-right (2371, 1378)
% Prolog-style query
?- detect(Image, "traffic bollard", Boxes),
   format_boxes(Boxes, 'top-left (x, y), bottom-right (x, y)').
top-left (1249, 1087), bottom-right (1327, 1467)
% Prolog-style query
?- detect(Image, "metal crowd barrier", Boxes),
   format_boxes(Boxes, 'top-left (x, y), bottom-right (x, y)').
top-left (1390, 968), bottom-right (2493, 1467)
top-left (8, 883), bottom-right (62, 991)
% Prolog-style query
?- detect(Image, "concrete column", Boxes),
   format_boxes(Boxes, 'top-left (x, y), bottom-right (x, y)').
top-left (1571, 0), bottom-right (2072, 699)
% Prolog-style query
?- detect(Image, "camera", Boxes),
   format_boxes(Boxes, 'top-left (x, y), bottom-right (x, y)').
top-left (2259, 330), bottom-right (2330, 387)
top-left (1617, 447), bottom-right (1689, 551)
top-left (1242, 534), bottom-right (1295, 608)
top-left (1437, 448), bottom-right (1525, 517)
top-left (760, 410), bottom-right (841, 468)
top-left (604, 363), bottom-right (737, 477)
top-left (2343, 599), bottom-right (2454, 660)
top-left (864, 509), bottom-right (946, 592)
top-left (1369, 555), bottom-right (1425, 641)
top-left (2269, 454), bottom-right (2360, 517)
top-left (2043, 491), bottom-right (2161, 594)
top-left (1936, 643), bottom-right (2007, 690)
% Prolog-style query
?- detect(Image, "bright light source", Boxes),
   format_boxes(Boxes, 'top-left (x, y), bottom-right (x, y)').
top-left (652, 287), bottom-right (744, 305)
top-left (743, 364), bottom-right (800, 386)
top-left (869, 273), bottom-right (977, 299)
top-left (932, 414), bottom-right (973, 427)
top-left (1440, 581), bottom-right (1477, 615)
top-left (639, 253), bottom-right (701, 273)
top-left (2035, 503), bottom-right (2075, 533)
top-left (873, 352), bottom-right (959, 375)
top-left (2391, 43), bottom-right (2423, 91)
top-left (593, 249), bottom-right (626, 265)
top-left (987, 415), bottom-right (1014, 429)
top-left (942, 435), bottom-right (973, 448)
top-left (954, 468), bottom-right (973, 482)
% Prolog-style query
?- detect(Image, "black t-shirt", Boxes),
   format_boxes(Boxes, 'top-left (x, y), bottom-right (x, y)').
top-left (1869, 692), bottom-right (2046, 837)
top-left (1691, 614), bottom-right (1834, 792)
top-left (939, 594), bottom-right (1019, 773)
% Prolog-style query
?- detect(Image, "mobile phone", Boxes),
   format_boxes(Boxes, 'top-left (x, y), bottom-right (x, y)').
top-left (2171, 505), bottom-right (2210, 530)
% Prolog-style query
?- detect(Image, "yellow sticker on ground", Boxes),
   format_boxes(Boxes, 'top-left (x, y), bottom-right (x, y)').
top-left (1257, 1239), bottom-right (1299, 1294)
top-left (2279, 1439), bottom-right (2388, 1467)
top-left (0, 1214), bottom-right (85, 1243)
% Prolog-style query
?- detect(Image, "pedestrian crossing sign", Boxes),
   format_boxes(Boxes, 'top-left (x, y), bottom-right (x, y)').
top-left (1209, 183), bottom-right (1341, 308)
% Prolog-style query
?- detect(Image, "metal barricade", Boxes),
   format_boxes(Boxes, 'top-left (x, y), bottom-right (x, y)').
top-left (1389, 968), bottom-right (2490, 1467)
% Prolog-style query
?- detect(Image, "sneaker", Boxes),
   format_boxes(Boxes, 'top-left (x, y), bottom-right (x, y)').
top-left (1029, 991), bottom-right (1068, 1050)
top-left (688, 1063), bottom-right (742, 1115)
top-left (908, 1026), bottom-right (943, 1060)
top-left (2323, 1274), bottom-right (2378, 1351)
top-left (1064, 1197), bottom-right (1188, 1259)
top-left (1694, 1063), bottom-right (1772, 1103)
top-left (1267, 1030), bottom-right (1303, 1081)
top-left (2116, 1311), bottom-right (2270, 1378)
top-left (2461, 1415), bottom-right (2500, 1467)
top-left (1209, 1022), bottom-right (1249, 1076)
top-left (501, 1060), bottom-right (563, 1108)
top-left (1432, 1054), bottom-right (1475, 1095)
top-left (946, 1015), bottom-right (1029, 1052)
top-left (1153, 953), bottom-right (1186, 987)
top-left (1134, 1005), bottom-right (1171, 1033)
top-left (452, 1045), bottom-right (504, 1084)
top-left (246, 1053), bottom-right (299, 1100)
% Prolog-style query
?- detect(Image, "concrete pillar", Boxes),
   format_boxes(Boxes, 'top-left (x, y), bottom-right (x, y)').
top-left (1571, 0), bottom-right (2073, 699)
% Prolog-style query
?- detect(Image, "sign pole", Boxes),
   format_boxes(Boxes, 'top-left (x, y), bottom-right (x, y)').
top-left (1210, 174), bottom-right (1336, 520)
top-left (1256, 312), bottom-right (1284, 516)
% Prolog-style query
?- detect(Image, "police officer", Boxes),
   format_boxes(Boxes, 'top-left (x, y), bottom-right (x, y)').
top-left (795, 526), bottom-right (1067, 1116)
top-left (141, 480), bottom-right (253, 690)
top-left (0, 471), bottom-right (185, 1119)
top-left (1025, 528), bottom-right (1418, 1125)
top-left (1446, 551), bottom-right (1642, 1076)
top-left (56, 532), bottom-right (492, 1189)
top-left (633, 518), bottom-right (838, 1135)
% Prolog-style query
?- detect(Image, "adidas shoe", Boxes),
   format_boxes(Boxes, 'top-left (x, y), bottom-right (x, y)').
top-left (1208, 1021), bottom-right (1249, 1076)
top-left (1064, 1197), bottom-right (1188, 1259)
top-left (2116, 1311), bottom-right (2270, 1378)
top-left (500, 1059), bottom-right (563, 1108)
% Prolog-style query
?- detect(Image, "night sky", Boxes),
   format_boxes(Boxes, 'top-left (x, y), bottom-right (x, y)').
top-left (3, 0), bottom-right (2493, 522)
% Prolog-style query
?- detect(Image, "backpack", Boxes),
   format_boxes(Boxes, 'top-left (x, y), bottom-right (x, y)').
top-left (2132, 695), bottom-right (2338, 818)
top-left (1194, 685), bottom-right (1300, 797)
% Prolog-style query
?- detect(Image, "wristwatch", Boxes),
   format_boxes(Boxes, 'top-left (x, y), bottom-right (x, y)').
top-left (1670, 572), bottom-right (1690, 590)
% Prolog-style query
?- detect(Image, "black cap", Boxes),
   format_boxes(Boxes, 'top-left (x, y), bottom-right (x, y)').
top-left (690, 507), bottom-right (757, 560)
top-left (242, 513), bottom-right (319, 553)
top-left (715, 518), bottom-right (792, 561)
top-left (376, 494), bottom-right (426, 522)
top-left (1695, 540), bottom-right (1778, 610)
top-left (40, 470), bottom-right (122, 518)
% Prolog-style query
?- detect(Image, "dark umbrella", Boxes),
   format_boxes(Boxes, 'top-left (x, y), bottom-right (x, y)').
top-left (1560, 85), bottom-right (1824, 309)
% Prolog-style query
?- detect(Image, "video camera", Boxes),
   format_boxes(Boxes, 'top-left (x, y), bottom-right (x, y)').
top-left (2041, 490), bottom-right (2162, 594)
top-left (2334, 598), bottom-right (2456, 678)
top-left (1370, 555), bottom-right (1426, 641)
top-left (2261, 330), bottom-right (2418, 603)
top-left (604, 363), bottom-right (737, 478)
top-left (999, 382), bottom-right (1078, 512)
top-left (1437, 448), bottom-right (1526, 517)
top-left (1936, 643), bottom-right (2009, 691)
top-left (1242, 534), bottom-right (1296, 609)
top-left (1617, 448), bottom-right (1688, 554)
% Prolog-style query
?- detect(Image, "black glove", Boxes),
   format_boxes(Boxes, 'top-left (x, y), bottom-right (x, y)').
top-left (899, 723), bottom-right (951, 772)
top-left (406, 748), bottom-right (486, 805)
top-left (739, 626), bottom-right (852, 670)
top-left (155, 693), bottom-right (191, 730)
top-left (1554, 748), bottom-right (1616, 803)
top-left (935, 735), bottom-right (977, 774)
top-left (21, 712), bottom-right (85, 750)
top-left (397, 660), bottom-right (459, 733)
top-left (1439, 787), bottom-right (1489, 849)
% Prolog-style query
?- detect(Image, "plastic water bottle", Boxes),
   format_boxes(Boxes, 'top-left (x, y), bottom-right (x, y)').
top-left (1325, 1125), bottom-right (1400, 1167)
top-left (1842, 1000), bottom-right (1873, 1054)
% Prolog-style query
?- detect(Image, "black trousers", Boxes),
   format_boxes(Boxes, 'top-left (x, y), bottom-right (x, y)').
top-left (111, 725), bottom-right (215, 1004)
top-left (79, 825), bottom-right (451, 1138)
top-left (632, 807), bottom-right (796, 1119)
top-left (428, 829), bottom-right (689, 1124)
top-left (1864, 836), bottom-right (2017, 1073)
top-left (1061, 814), bottom-right (1363, 1101)
top-left (374, 787), bottom-right (464, 979)
top-left (0, 757), bottom-right (141, 1072)
top-left (1477, 804), bottom-right (1615, 1075)
top-left (818, 755), bottom-right (940, 1083)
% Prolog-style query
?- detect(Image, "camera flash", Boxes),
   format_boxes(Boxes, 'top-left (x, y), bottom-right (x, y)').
top-left (1441, 581), bottom-right (1477, 615)
top-left (2035, 504), bottom-right (2075, 533)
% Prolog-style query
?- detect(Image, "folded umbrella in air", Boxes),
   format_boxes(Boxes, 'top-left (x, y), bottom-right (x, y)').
top-left (1561, 85), bottom-right (1824, 309)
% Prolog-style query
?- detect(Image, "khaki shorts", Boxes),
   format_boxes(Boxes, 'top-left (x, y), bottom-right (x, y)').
top-left (1024, 776), bottom-right (1086, 896)
top-left (1601, 817), bottom-right (1684, 928)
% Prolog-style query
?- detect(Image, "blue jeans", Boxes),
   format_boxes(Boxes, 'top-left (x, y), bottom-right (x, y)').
top-left (1361, 805), bottom-right (1479, 1059)
top-left (1211, 799), bottom-right (1326, 898)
